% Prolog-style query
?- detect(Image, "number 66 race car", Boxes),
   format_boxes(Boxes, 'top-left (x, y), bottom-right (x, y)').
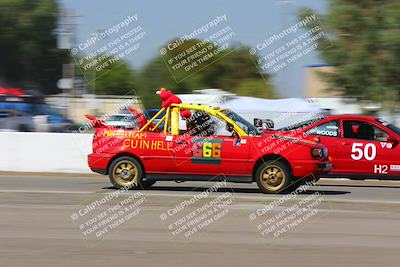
top-left (87, 103), bottom-right (332, 194)
top-left (269, 114), bottom-right (400, 179)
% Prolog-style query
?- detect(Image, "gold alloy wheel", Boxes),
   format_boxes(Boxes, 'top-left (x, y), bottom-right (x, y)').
top-left (112, 160), bottom-right (138, 187)
top-left (260, 165), bottom-right (286, 192)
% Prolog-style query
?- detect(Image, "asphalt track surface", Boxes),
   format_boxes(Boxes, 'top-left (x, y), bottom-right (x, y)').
top-left (1, 173), bottom-right (400, 267)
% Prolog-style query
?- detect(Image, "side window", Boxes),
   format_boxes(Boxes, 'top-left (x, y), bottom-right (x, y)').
top-left (373, 126), bottom-right (389, 141)
top-left (185, 110), bottom-right (234, 137)
top-left (211, 114), bottom-right (234, 137)
top-left (185, 110), bottom-right (215, 136)
top-left (305, 120), bottom-right (339, 137)
top-left (343, 120), bottom-right (388, 141)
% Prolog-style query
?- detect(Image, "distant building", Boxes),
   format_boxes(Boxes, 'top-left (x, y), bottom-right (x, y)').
top-left (45, 94), bottom-right (143, 123)
top-left (306, 64), bottom-right (340, 97)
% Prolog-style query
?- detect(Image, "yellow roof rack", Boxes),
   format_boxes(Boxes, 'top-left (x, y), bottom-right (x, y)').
top-left (139, 103), bottom-right (248, 137)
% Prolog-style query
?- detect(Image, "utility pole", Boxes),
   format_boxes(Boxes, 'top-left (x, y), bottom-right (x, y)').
top-left (57, 7), bottom-right (79, 117)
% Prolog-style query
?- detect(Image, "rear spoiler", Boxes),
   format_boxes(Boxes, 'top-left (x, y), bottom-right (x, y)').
top-left (85, 114), bottom-right (106, 128)
top-left (127, 107), bottom-right (148, 128)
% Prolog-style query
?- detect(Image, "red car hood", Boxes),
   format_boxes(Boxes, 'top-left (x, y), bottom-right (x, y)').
top-left (262, 130), bottom-right (322, 148)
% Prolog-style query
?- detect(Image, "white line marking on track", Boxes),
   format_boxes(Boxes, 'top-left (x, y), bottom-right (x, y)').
top-left (0, 189), bottom-right (93, 194)
top-left (1, 189), bottom-right (400, 205)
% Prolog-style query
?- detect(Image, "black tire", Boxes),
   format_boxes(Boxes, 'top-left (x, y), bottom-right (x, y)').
top-left (140, 180), bottom-right (156, 188)
top-left (108, 156), bottom-right (146, 189)
top-left (255, 160), bottom-right (291, 194)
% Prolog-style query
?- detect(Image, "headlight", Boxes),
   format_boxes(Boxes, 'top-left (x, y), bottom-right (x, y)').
top-left (311, 147), bottom-right (329, 160)
top-left (311, 148), bottom-right (323, 158)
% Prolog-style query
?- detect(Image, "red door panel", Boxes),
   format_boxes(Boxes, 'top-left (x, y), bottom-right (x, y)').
top-left (218, 136), bottom-right (250, 176)
top-left (171, 136), bottom-right (221, 175)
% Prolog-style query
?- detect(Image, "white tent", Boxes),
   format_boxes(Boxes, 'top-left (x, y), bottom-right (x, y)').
top-left (177, 90), bottom-right (323, 129)
top-left (177, 89), bottom-right (235, 106)
top-left (220, 97), bottom-right (322, 129)
top-left (308, 97), bottom-right (362, 114)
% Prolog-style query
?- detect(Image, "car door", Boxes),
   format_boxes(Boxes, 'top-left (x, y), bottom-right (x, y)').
top-left (216, 134), bottom-right (250, 176)
top-left (171, 134), bottom-right (222, 176)
top-left (171, 111), bottom-right (250, 177)
top-left (334, 119), bottom-right (393, 176)
top-left (375, 119), bottom-right (400, 176)
top-left (170, 109), bottom-right (221, 175)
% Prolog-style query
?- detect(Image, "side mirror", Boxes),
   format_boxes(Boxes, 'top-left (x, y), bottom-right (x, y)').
top-left (386, 134), bottom-right (399, 148)
top-left (254, 118), bottom-right (274, 130)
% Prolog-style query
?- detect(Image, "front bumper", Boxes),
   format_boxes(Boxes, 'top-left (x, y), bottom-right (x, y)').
top-left (290, 159), bottom-right (332, 177)
top-left (318, 162), bottom-right (332, 174)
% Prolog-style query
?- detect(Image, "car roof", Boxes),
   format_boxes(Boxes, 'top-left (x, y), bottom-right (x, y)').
top-left (324, 114), bottom-right (378, 122)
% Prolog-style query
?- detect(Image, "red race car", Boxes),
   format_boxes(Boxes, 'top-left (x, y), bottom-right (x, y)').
top-left (87, 103), bottom-right (332, 193)
top-left (269, 114), bottom-right (400, 179)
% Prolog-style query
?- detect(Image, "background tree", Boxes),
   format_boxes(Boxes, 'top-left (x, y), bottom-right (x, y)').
top-left (137, 39), bottom-right (276, 107)
top-left (299, 1), bottom-right (400, 106)
top-left (0, 1), bottom-right (276, 103)
top-left (0, 0), bottom-right (67, 93)
top-left (202, 46), bottom-right (275, 98)
top-left (136, 57), bottom-right (207, 107)
top-left (92, 60), bottom-right (137, 95)
top-left (231, 78), bottom-right (275, 99)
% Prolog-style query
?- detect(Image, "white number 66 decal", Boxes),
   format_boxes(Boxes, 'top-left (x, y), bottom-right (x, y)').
top-left (351, 143), bottom-right (376, 161)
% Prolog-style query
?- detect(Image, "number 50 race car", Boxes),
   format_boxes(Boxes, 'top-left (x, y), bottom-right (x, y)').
top-left (87, 103), bottom-right (332, 193)
top-left (269, 114), bottom-right (400, 179)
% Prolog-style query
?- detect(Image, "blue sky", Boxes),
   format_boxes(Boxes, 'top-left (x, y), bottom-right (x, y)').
top-left (60, 0), bottom-right (328, 97)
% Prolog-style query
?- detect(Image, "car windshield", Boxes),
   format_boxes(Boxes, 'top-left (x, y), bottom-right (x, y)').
top-left (222, 109), bottom-right (261, 136)
top-left (278, 116), bottom-right (324, 131)
top-left (376, 118), bottom-right (400, 135)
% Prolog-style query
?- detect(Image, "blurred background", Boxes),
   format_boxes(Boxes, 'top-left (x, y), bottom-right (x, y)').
top-left (0, 0), bottom-right (399, 132)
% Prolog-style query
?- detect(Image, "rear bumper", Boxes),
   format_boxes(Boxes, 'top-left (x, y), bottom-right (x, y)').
top-left (90, 168), bottom-right (107, 175)
top-left (88, 153), bottom-right (113, 175)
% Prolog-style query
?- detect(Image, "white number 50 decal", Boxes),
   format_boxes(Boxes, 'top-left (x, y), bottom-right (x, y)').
top-left (351, 143), bottom-right (376, 161)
